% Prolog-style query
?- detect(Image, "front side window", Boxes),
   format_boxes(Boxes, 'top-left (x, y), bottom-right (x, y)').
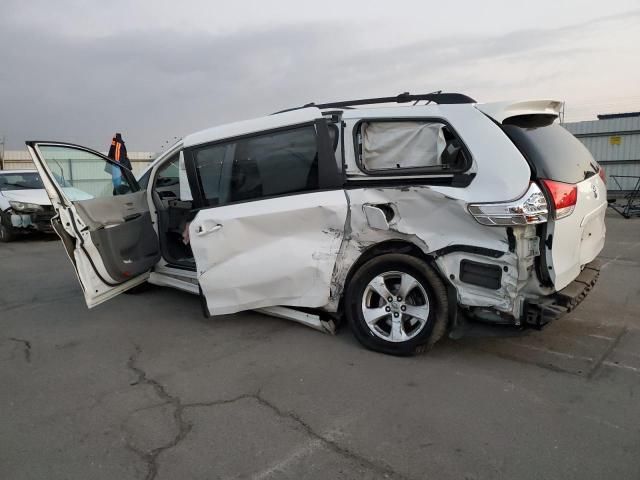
top-left (38, 145), bottom-right (135, 200)
top-left (155, 155), bottom-right (179, 187)
top-left (153, 154), bottom-right (181, 199)
top-left (192, 125), bottom-right (319, 206)
top-left (356, 120), bottom-right (469, 174)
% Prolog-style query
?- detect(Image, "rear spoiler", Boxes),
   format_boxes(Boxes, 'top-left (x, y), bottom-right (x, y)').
top-left (475, 100), bottom-right (563, 124)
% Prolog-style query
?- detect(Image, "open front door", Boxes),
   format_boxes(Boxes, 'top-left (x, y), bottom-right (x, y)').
top-left (26, 141), bottom-right (161, 307)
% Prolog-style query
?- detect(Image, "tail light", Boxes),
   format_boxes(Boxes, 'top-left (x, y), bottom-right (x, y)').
top-left (540, 179), bottom-right (577, 219)
top-left (468, 183), bottom-right (548, 226)
top-left (598, 166), bottom-right (606, 185)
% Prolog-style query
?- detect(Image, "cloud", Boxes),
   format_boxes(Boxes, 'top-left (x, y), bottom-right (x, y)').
top-left (0, 8), bottom-right (638, 151)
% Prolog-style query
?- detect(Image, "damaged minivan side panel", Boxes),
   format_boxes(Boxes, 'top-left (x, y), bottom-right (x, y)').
top-left (324, 187), bottom-right (535, 317)
top-left (186, 109), bottom-right (349, 317)
top-left (191, 190), bottom-right (348, 315)
top-left (323, 106), bottom-right (549, 320)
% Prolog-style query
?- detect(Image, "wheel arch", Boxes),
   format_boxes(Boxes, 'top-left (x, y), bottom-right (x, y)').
top-left (337, 239), bottom-right (458, 329)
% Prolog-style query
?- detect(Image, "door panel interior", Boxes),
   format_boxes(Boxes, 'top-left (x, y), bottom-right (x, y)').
top-left (26, 141), bottom-right (161, 307)
top-left (74, 191), bottom-right (149, 229)
top-left (89, 212), bottom-right (160, 282)
top-left (73, 191), bottom-right (161, 282)
top-left (151, 190), bottom-right (195, 266)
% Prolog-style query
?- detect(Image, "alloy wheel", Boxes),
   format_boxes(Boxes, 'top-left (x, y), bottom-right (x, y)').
top-left (361, 270), bottom-right (430, 342)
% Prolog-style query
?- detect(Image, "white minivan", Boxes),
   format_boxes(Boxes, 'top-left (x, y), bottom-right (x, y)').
top-left (27, 92), bottom-right (607, 355)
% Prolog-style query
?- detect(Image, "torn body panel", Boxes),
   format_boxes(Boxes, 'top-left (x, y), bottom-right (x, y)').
top-left (324, 186), bottom-right (550, 322)
top-left (257, 306), bottom-right (336, 334)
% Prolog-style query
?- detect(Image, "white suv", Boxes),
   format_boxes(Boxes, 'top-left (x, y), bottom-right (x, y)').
top-left (27, 92), bottom-right (607, 355)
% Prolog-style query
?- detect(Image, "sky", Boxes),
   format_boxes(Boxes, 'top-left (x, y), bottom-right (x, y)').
top-left (0, 0), bottom-right (639, 152)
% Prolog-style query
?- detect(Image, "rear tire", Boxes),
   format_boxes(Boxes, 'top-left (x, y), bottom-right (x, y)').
top-left (345, 254), bottom-right (448, 356)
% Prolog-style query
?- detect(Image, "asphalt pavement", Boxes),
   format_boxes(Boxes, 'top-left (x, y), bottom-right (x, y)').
top-left (1, 210), bottom-right (639, 480)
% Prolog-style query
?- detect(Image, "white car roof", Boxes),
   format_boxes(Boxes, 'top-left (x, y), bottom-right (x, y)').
top-left (183, 107), bottom-right (322, 148)
top-left (178, 98), bottom-right (563, 149)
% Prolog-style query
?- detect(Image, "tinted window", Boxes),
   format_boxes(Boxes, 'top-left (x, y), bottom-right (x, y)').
top-left (193, 126), bottom-right (319, 206)
top-left (502, 123), bottom-right (598, 184)
top-left (193, 144), bottom-right (229, 205)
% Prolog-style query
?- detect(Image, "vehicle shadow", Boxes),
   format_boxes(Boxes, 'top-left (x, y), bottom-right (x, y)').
top-left (7, 232), bottom-right (59, 243)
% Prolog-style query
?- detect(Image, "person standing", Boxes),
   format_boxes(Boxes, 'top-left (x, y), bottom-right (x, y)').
top-left (108, 133), bottom-right (132, 169)
top-left (106, 133), bottom-right (132, 192)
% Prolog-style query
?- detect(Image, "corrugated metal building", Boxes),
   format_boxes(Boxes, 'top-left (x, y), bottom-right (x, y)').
top-left (564, 113), bottom-right (640, 193)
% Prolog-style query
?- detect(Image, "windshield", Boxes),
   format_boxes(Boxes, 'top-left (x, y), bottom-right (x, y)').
top-left (0, 172), bottom-right (45, 191)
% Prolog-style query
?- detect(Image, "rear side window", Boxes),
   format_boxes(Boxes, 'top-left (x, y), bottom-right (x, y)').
top-left (192, 126), bottom-right (319, 206)
top-left (502, 122), bottom-right (598, 184)
top-left (355, 120), bottom-right (470, 175)
top-left (233, 127), bottom-right (318, 200)
top-left (193, 143), bottom-right (230, 206)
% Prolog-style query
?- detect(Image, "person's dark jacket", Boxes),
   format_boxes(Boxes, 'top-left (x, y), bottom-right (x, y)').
top-left (107, 133), bottom-right (132, 170)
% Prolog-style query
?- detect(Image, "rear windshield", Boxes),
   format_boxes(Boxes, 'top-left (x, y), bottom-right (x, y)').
top-left (502, 122), bottom-right (598, 184)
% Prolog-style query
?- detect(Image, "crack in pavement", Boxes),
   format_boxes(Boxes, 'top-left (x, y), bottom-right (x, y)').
top-left (126, 344), bottom-right (191, 480)
top-left (248, 393), bottom-right (409, 480)
top-left (9, 337), bottom-right (31, 362)
top-left (186, 393), bottom-right (409, 479)
top-left (126, 344), bottom-right (409, 480)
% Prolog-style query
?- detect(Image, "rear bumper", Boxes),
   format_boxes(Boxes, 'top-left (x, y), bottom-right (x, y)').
top-left (524, 259), bottom-right (601, 328)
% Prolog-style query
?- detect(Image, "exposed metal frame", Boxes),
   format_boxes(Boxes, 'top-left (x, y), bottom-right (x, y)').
top-left (610, 175), bottom-right (640, 218)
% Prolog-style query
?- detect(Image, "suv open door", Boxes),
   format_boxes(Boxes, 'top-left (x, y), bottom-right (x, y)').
top-left (26, 142), bottom-right (161, 307)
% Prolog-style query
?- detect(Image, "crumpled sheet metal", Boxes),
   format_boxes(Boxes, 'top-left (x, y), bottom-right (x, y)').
top-left (191, 191), bottom-right (348, 316)
top-left (326, 186), bottom-right (520, 313)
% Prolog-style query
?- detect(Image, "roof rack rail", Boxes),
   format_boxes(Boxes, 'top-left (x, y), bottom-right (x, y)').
top-left (274, 91), bottom-right (476, 114)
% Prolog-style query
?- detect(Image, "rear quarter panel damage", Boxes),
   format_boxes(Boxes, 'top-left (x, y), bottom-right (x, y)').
top-left (324, 186), bottom-right (534, 317)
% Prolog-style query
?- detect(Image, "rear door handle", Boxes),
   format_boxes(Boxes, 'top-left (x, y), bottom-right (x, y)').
top-left (196, 223), bottom-right (223, 236)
